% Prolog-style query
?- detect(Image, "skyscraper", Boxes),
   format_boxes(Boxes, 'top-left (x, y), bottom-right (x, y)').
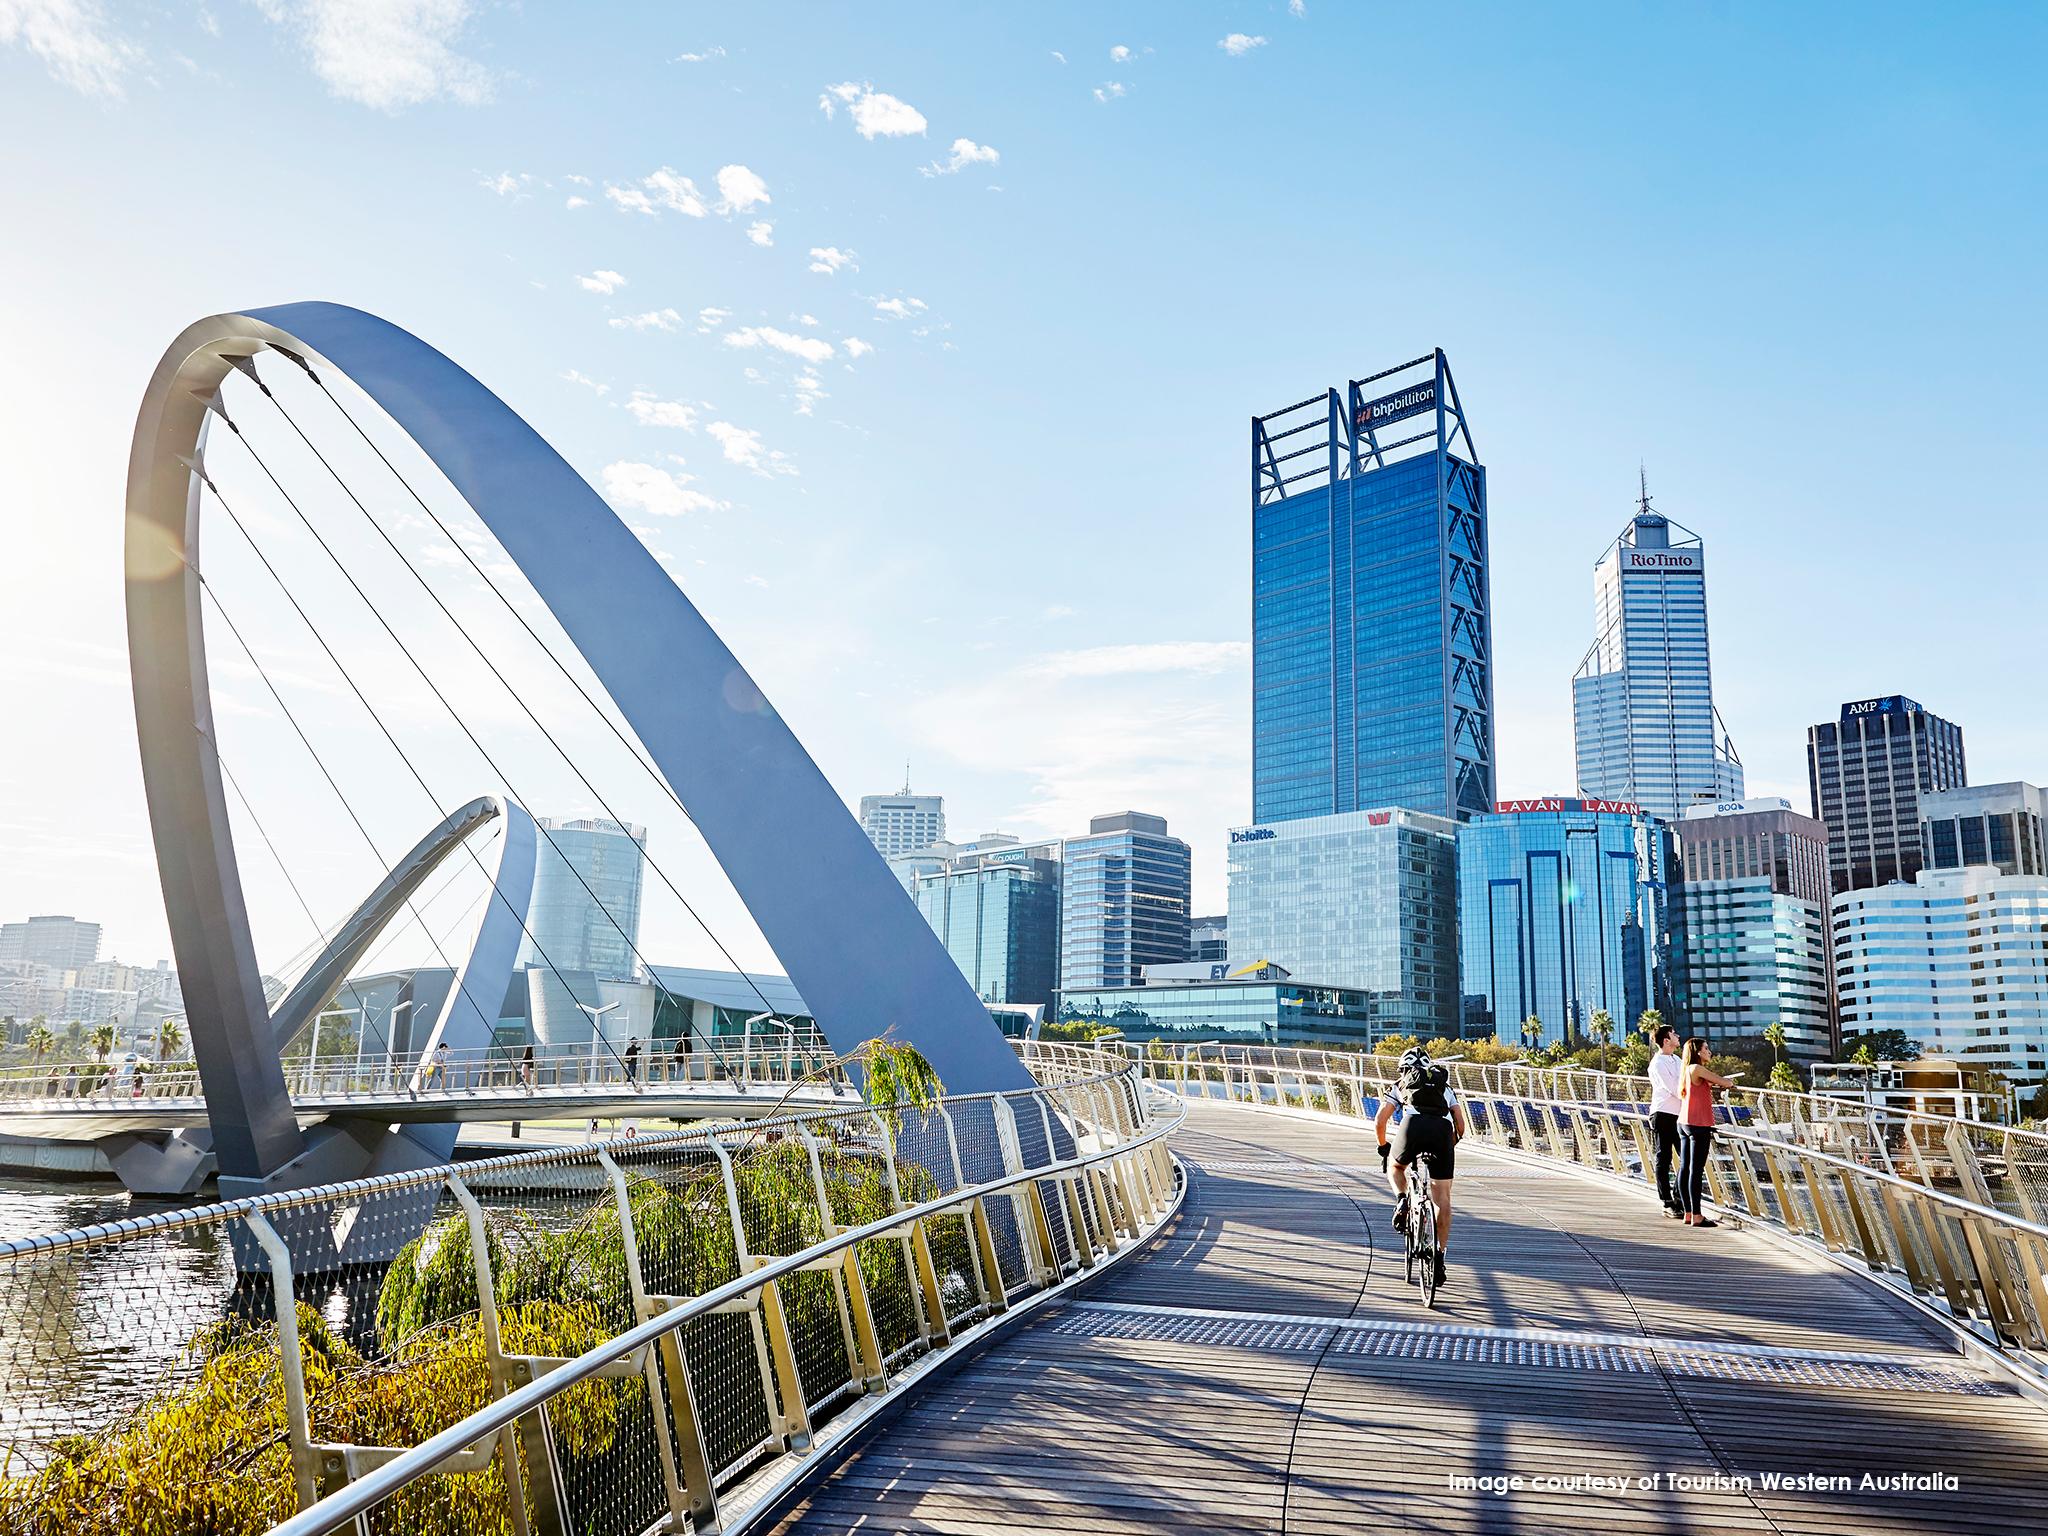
top-left (1225, 807), bottom-right (1460, 1036)
top-left (1456, 798), bottom-right (1675, 1048)
top-left (1059, 813), bottom-right (1191, 991)
top-left (858, 773), bottom-right (945, 858)
top-left (1571, 484), bottom-right (1743, 821)
top-left (0, 915), bottom-right (103, 971)
top-left (1920, 782), bottom-right (2046, 878)
top-left (1670, 798), bottom-right (1832, 1058)
top-left (520, 816), bottom-right (648, 979)
top-left (1807, 696), bottom-right (1966, 893)
top-left (913, 850), bottom-right (1061, 1008)
top-left (1250, 350), bottom-right (1493, 823)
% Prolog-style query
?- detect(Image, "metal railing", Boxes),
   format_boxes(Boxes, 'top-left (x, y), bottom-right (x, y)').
top-left (0, 1034), bottom-right (853, 1113)
top-left (1139, 1041), bottom-right (2048, 1374)
top-left (0, 1043), bottom-right (1180, 1536)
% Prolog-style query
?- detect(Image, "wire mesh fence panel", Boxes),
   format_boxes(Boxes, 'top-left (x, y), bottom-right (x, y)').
top-left (1004, 1093), bottom-right (1075, 1275)
top-left (943, 1101), bottom-right (1026, 1294)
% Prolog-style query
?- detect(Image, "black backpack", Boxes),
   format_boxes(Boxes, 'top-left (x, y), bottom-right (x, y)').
top-left (1401, 1060), bottom-right (1451, 1115)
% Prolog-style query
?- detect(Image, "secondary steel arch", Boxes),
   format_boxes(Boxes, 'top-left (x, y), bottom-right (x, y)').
top-left (126, 303), bottom-right (1029, 1190)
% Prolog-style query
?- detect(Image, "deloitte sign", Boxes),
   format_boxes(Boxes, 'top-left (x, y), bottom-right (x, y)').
top-left (1230, 827), bottom-right (1277, 844)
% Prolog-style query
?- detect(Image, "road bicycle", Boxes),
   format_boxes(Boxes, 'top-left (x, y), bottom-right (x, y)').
top-left (1402, 1155), bottom-right (1443, 1309)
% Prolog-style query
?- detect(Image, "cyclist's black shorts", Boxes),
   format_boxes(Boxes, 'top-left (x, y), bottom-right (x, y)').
top-left (1391, 1112), bottom-right (1456, 1179)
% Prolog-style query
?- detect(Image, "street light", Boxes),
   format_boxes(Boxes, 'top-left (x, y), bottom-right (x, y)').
top-left (577, 1001), bottom-right (621, 1081)
top-left (367, 998), bottom-right (416, 1089)
top-left (746, 1011), bottom-right (796, 1079)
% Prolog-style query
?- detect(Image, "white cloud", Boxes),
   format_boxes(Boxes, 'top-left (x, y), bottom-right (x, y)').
top-left (608, 308), bottom-right (684, 332)
top-left (793, 371), bottom-right (826, 416)
top-left (561, 368), bottom-right (609, 396)
top-left (1219, 32), bottom-right (1268, 55)
top-left (798, 314), bottom-right (819, 326)
top-left (843, 337), bottom-right (873, 360)
top-left (920, 137), bottom-right (999, 178)
top-left (807, 246), bottom-right (858, 275)
top-left (624, 393), bottom-right (698, 429)
top-left (480, 171), bottom-right (530, 196)
top-left (1094, 81), bottom-right (1125, 102)
top-left (608, 166), bottom-right (707, 218)
top-left (1022, 641), bottom-right (1249, 681)
top-left (914, 641), bottom-right (1250, 876)
top-left (565, 194), bottom-right (589, 209)
top-left (1289, 0), bottom-right (1305, 15)
top-left (1050, 49), bottom-right (1066, 65)
top-left (697, 306), bottom-right (731, 328)
top-left (706, 421), bottom-right (797, 476)
top-left (675, 44), bottom-right (723, 62)
top-left (575, 269), bottom-right (627, 294)
top-left (565, 173), bottom-right (591, 185)
top-left (0, 0), bottom-right (136, 97)
top-left (267, 0), bottom-right (494, 112)
top-left (819, 80), bottom-right (927, 139)
top-left (1109, 44), bottom-right (1131, 63)
top-left (724, 326), bottom-right (835, 365)
top-left (715, 163), bottom-right (771, 212)
top-left (601, 461), bottom-right (725, 517)
top-left (745, 219), bottom-right (774, 247)
top-left (872, 295), bottom-right (928, 320)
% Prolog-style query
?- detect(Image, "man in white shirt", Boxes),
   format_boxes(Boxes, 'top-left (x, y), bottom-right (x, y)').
top-left (1645, 1024), bottom-right (1684, 1218)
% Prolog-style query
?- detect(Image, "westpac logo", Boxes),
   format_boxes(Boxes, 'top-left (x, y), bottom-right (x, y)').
top-left (1230, 827), bottom-right (1277, 843)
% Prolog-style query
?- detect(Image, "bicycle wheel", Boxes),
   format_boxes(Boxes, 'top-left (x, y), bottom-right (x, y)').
top-left (1415, 1177), bottom-right (1438, 1308)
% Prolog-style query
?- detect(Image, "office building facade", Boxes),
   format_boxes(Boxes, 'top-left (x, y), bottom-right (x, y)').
top-left (1921, 782), bottom-right (2047, 878)
top-left (913, 853), bottom-right (1061, 1008)
top-left (1055, 974), bottom-right (1382, 1047)
top-left (520, 816), bottom-right (648, 979)
top-left (0, 915), bottom-right (102, 972)
top-left (1671, 799), bottom-right (1833, 1059)
top-left (1225, 808), bottom-right (1460, 1036)
top-left (1808, 696), bottom-right (1966, 894)
top-left (1059, 812), bottom-right (1191, 991)
top-left (1457, 798), bottom-right (1674, 1048)
top-left (1833, 868), bottom-right (2048, 1087)
top-left (858, 780), bottom-right (945, 857)
top-left (1188, 915), bottom-right (1228, 964)
top-left (1250, 350), bottom-right (1492, 824)
top-left (1571, 499), bottom-right (1743, 820)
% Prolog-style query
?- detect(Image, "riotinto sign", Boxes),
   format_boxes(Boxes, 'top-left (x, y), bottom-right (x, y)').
top-left (1355, 378), bottom-right (1437, 433)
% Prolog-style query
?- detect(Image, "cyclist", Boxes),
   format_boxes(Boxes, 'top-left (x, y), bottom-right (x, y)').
top-left (1375, 1045), bottom-right (1466, 1287)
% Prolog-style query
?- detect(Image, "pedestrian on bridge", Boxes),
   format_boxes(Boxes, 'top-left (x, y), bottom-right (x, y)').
top-left (1646, 1024), bottom-right (1684, 1217)
top-left (1678, 1038), bottom-right (1740, 1228)
top-left (520, 1042), bottom-right (535, 1090)
top-left (624, 1037), bottom-right (641, 1084)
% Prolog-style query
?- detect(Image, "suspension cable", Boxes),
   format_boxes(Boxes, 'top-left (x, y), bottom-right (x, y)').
top-left (193, 564), bottom-right (513, 1052)
top-left (202, 393), bottom-right (676, 1064)
top-left (267, 356), bottom-right (788, 1024)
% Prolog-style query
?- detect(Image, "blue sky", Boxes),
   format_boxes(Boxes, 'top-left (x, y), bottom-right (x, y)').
top-left (2, 1), bottom-right (2045, 974)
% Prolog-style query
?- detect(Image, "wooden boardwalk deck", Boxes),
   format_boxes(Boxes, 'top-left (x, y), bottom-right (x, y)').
top-left (768, 1102), bottom-right (2048, 1535)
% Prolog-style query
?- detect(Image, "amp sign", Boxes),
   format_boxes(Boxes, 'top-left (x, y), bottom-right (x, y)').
top-left (1354, 379), bottom-right (1437, 434)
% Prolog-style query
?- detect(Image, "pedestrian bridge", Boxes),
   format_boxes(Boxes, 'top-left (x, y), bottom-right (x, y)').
top-left (0, 1040), bottom-right (855, 1143)
top-left (2, 1043), bottom-right (2044, 1536)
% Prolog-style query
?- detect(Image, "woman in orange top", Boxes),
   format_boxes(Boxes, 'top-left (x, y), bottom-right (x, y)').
top-left (1677, 1038), bottom-right (1740, 1228)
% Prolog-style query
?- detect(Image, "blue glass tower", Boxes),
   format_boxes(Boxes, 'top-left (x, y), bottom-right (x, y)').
top-left (1251, 351), bottom-right (1493, 823)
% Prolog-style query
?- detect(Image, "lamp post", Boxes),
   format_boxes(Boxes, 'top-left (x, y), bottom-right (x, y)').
top-left (577, 1000), bottom-right (621, 1083)
top-left (745, 1011), bottom-right (796, 1081)
top-left (368, 998), bottom-right (416, 1091)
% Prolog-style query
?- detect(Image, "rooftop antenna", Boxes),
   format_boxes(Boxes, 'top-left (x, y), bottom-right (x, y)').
top-left (1638, 462), bottom-right (1653, 519)
top-left (901, 761), bottom-right (912, 795)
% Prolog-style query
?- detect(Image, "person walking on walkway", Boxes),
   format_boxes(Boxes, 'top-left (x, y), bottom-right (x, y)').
top-left (1647, 1024), bottom-right (1685, 1218)
top-left (624, 1036), bottom-right (642, 1085)
top-left (519, 1042), bottom-right (535, 1091)
top-left (1678, 1038), bottom-right (1740, 1228)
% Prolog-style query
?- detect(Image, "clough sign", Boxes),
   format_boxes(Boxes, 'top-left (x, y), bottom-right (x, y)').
top-left (1355, 378), bottom-right (1437, 433)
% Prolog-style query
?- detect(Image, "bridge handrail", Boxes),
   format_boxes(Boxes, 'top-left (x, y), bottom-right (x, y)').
top-left (0, 1035), bottom-right (854, 1110)
top-left (264, 1053), bottom-right (1182, 1536)
top-left (1142, 1039), bottom-right (2048, 1372)
top-left (0, 1043), bottom-right (1177, 1536)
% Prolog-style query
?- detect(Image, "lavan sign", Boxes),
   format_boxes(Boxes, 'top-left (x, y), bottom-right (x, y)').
top-left (1354, 378), bottom-right (1437, 433)
top-left (1230, 827), bottom-right (1278, 843)
top-left (1494, 797), bottom-right (1646, 817)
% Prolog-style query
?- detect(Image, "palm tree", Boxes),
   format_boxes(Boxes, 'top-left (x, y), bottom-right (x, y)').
top-left (1519, 1015), bottom-right (1544, 1053)
top-left (88, 1024), bottom-right (117, 1062)
top-left (24, 1024), bottom-right (54, 1063)
top-left (156, 1018), bottom-right (186, 1061)
top-left (1763, 1020), bottom-right (1787, 1075)
top-left (1636, 1008), bottom-right (1665, 1046)
top-left (1588, 1009), bottom-right (1615, 1077)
